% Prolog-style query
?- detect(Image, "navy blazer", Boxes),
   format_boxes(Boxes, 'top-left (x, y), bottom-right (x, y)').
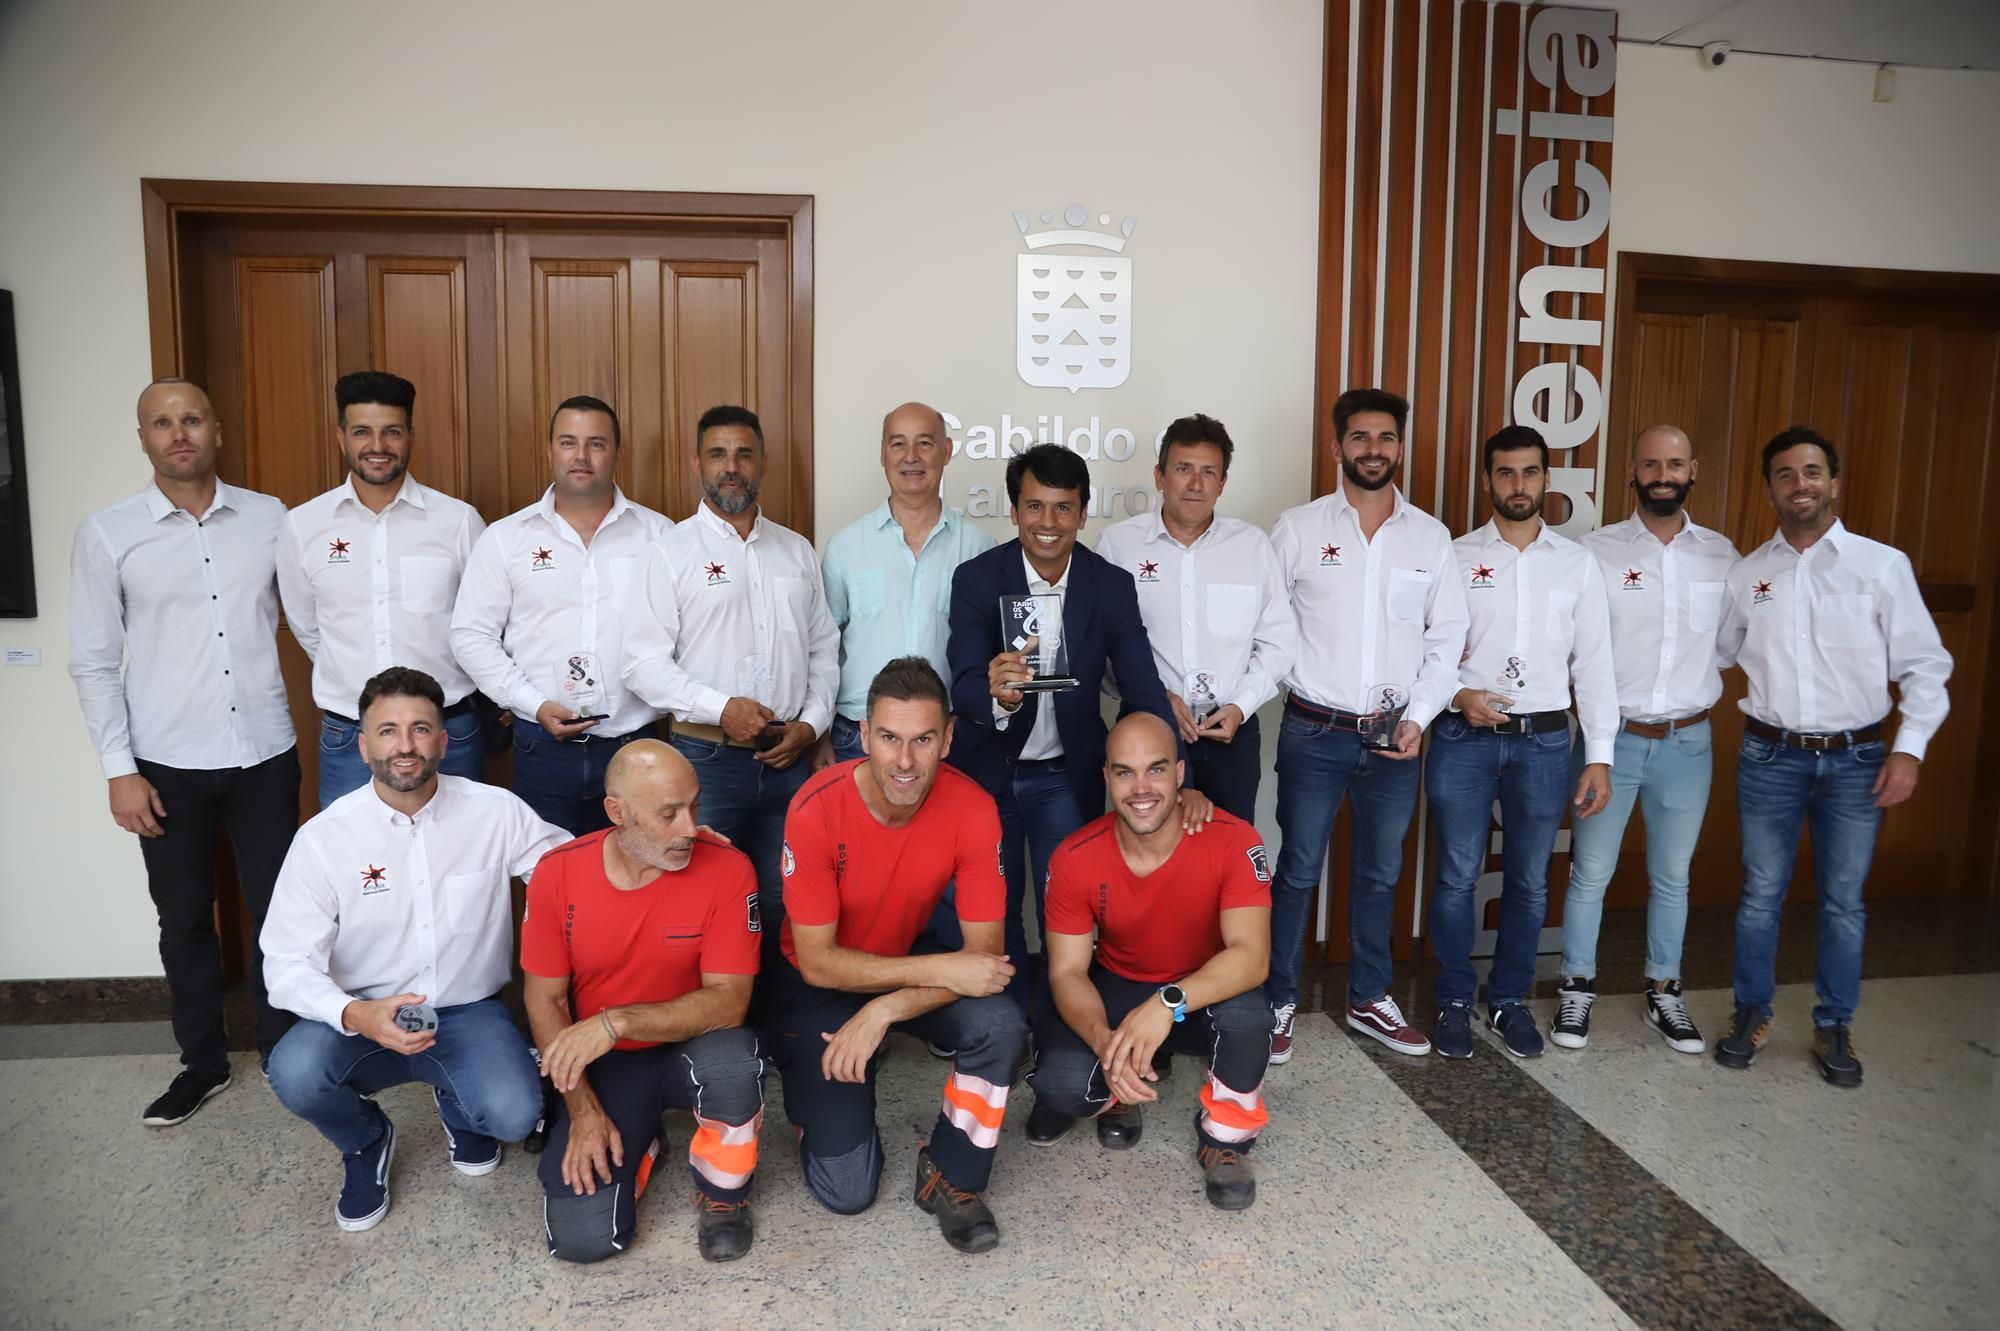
top-left (944, 538), bottom-right (1175, 817)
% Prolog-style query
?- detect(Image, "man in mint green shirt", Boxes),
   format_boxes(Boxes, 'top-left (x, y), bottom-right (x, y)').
top-left (816, 402), bottom-right (995, 765)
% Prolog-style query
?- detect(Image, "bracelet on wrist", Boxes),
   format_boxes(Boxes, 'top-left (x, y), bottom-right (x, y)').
top-left (599, 1008), bottom-right (617, 1042)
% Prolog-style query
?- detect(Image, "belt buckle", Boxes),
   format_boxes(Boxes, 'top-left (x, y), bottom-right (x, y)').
top-left (1495, 713), bottom-right (1527, 735)
top-left (1798, 732), bottom-right (1831, 752)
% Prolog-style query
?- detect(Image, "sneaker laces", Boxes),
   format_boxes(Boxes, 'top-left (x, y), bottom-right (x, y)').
top-left (1557, 987), bottom-right (1595, 1028)
top-left (1271, 1002), bottom-right (1297, 1035)
top-left (1365, 995), bottom-right (1409, 1028)
top-left (918, 1164), bottom-right (980, 1207)
top-left (693, 1189), bottom-right (748, 1215)
top-left (1651, 987), bottom-right (1696, 1035)
top-left (1199, 1145), bottom-right (1244, 1169)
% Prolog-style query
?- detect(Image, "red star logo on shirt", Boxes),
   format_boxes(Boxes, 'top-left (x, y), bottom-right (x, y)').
top-left (1138, 560), bottom-right (1159, 578)
top-left (1470, 564), bottom-right (1495, 586)
top-left (1623, 568), bottom-right (1643, 587)
top-left (1321, 543), bottom-right (1341, 561)
top-left (706, 562), bottom-right (727, 582)
top-left (361, 865), bottom-right (386, 888)
top-left (531, 546), bottom-right (554, 570)
top-left (1753, 580), bottom-right (1773, 602)
top-left (329, 538), bottom-right (350, 557)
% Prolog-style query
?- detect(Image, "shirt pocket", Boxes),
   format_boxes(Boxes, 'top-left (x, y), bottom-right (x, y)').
top-left (1546, 589), bottom-right (1579, 640)
top-left (1387, 568), bottom-right (1432, 625)
top-left (400, 556), bottom-right (454, 614)
top-left (442, 867), bottom-right (506, 934)
top-left (1686, 580), bottom-right (1725, 634)
top-left (1816, 593), bottom-right (1875, 648)
top-left (848, 567), bottom-right (887, 620)
top-left (1206, 583), bottom-right (1257, 637)
top-left (776, 574), bottom-right (808, 633)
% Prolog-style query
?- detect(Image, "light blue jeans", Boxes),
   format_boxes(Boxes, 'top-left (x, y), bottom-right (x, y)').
top-left (1560, 720), bottom-right (1713, 981)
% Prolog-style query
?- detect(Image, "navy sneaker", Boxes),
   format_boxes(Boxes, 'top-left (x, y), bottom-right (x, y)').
top-left (1487, 1002), bottom-right (1545, 1059)
top-left (434, 1088), bottom-right (501, 1176)
top-left (1433, 1000), bottom-right (1476, 1059)
top-left (338, 1114), bottom-right (397, 1232)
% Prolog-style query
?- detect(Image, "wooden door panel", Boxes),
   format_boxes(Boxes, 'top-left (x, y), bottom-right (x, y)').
top-left (1717, 318), bottom-right (1802, 553)
top-left (529, 258), bottom-right (633, 501)
top-left (663, 260), bottom-right (758, 522)
top-left (368, 257), bottom-right (472, 500)
top-left (1917, 331), bottom-right (2000, 583)
top-left (1816, 320), bottom-right (1915, 545)
top-left (236, 256), bottom-right (340, 505)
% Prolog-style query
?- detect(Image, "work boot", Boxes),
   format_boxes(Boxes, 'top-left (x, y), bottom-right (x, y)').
top-left (1812, 1023), bottom-right (1864, 1089)
top-left (693, 1190), bottom-right (754, 1262)
top-left (1024, 1097), bottom-right (1075, 1147)
top-left (1095, 1102), bottom-right (1143, 1150)
top-left (913, 1147), bottom-right (1000, 1254)
top-left (1196, 1141), bottom-right (1257, 1211)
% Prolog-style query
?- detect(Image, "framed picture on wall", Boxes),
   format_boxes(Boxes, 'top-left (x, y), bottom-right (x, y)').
top-left (0, 290), bottom-right (33, 618)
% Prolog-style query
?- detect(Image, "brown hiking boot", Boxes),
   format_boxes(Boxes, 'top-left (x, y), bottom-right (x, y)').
top-left (913, 1147), bottom-right (1000, 1254)
top-left (1714, 1004), bottom-right (1772, 1070)
top-left (1197, 1143), bottom-right (1257, 1211)
top-left (693, 1190), bottom-right (753, 1262)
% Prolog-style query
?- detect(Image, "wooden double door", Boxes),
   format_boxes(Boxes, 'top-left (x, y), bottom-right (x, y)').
top-left (1604, 253), bottom-right (2000, 905)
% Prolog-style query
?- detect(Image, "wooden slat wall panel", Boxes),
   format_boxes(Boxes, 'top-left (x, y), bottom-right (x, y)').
top-left (1439, 0), bottom-right (1489, 531)
top-left (1379, 0), bottom-right (1422, 393)
top-left (1407, 0), bottom-right (1458, 512)
top-left (1347, 0), bottom-right (1387, 389)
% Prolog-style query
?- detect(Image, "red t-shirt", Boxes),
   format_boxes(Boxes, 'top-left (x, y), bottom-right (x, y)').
top-left (779, 759), bottom-right (1006, 968)
top-left (520, 830), bottom-right (761, 1049)
top-left (1043, 810), bottom-right (1272, 984)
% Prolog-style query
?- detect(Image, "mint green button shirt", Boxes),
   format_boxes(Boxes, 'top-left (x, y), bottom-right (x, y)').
top-left (821, 501), bottom-right (995, 721)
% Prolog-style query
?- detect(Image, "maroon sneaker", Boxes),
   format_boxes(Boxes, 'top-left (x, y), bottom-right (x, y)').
top-left (1268, 1004), bottom-right (1297, 1065)
top-left (1346, 995), bottom-right (1432, 1055)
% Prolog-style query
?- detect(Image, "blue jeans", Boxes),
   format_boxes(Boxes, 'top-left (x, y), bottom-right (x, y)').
top-left (1426, 715), bottom-right (1571, 1007)
top-left (510, 717), bottom-right (659, 836)
top-left (1269, 716), bottom-right (1420, 1009)
top-left (1561, 720), bottom-right (1713, 981)
top-left (930, 758), bottom-right (1088, 1012)
top-left (669, 734), bottom-right (811, 971)
top-left (829, 714), bottom-right (864, 764)
top-left (1733, 730), bottom-right (1885, 1027)
top-left (1187, 714), bottom-right (1263, 822)
top-left (266, 997), bottom-right (542, 1155)
top-left (318, 707), bottom-right (486, 809)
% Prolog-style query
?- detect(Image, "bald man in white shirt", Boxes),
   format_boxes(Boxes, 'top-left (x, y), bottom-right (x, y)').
top-left (1711, 426), bottom-right (1952, 1088)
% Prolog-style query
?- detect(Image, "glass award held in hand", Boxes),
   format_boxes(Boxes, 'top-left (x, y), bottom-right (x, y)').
top-left (1489, 656), bottom-right (1529, 713)
top-left (737, 653), bottom-right (785, 751)
top-left (1357, 683), bottom-right (1410, 749)
top-left (1185, 669), bottom-right (1221, 723)
top-left (558, 652), bottom-right (604, 718)
top-left (1000, 593), bottom-right (1079, 692)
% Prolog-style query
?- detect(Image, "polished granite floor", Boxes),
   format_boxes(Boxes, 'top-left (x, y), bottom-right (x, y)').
top-left (1, 902), bottom-right (1995, 1331)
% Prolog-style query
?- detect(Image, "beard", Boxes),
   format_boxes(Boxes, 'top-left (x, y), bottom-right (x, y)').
top-left (703, 474), bottom-right (759, 515)
top-left (368, 750), bottom-right (440, 793)
top-left (1635, 478), bottom-right (1691, 517)
top-left (1341, 454), bottom-right (1398, 492)
top-left (616, 822), bottom-right (694, 872)
top-left (1493, 491), bottom-right (1541, 520)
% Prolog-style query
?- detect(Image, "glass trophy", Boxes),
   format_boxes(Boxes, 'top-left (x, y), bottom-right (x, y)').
top-left (1358, 683), bottom-right (1410, 749)
top-left (736, 653), bottom-right (784, 750)
top-left (1185, 669), bottom-right (1221, 724)
top-left (999, 593), bottom-right (1079, 692)
top-left (558, 652), bottom-right (604, 718)
top-left (1490, 656), bottom-right (1529, 713)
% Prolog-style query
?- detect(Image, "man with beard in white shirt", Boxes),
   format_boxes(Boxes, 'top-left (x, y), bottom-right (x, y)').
top-left (278, 370), bottom-right (487, 807)
top-left (450, 396), bottom-right (671, 834)
top-left (1428, 425), bottom-right (1617, 1061)
top-left (622, 404), bottom-right (839, 971)
top-left (1551, 425), bottom-right (1737, 1056)
top-left (1263, 390), bottom-right (1468, 1063)
top-left (263, 667), bottom-right (570, 1232)
top-left (1711, 427), bottom-right (1951, 1088)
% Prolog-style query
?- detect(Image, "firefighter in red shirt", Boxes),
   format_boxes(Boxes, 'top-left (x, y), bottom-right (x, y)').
top-left (521, 740), bottom-right (765, 1263)
top-left (773, 657), bottom-right (1027, 1253)
top-left (1029, 712), bottom-right (1274, 1209)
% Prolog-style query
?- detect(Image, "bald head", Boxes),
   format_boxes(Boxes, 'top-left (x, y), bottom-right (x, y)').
top-left (136, 378), bottom-right (222, 485)
top-left (1107, 711), bottom-right (1177, 764)
top-left (1632, 424), bottom-right (1691, 459)
top-left (1104, 712), bottom-right (1184, 836)
top-left (880, 401), bottom-right (950, 502)
top-left (604, 740), bottom-right (703, 872)
top-left (882, 401), bottom-right (948, 442)
top-left (605, 738), bottom-right (695, 802)
top-left (136, 377), bottom-right (215, 422)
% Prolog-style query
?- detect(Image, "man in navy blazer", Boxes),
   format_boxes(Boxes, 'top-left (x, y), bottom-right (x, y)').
top-left (942, 446), bottom-right (1208, 1020)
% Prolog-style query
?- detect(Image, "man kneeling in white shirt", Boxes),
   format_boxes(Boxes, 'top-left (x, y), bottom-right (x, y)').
top-left (263, 667), bottom-right (570, 1232)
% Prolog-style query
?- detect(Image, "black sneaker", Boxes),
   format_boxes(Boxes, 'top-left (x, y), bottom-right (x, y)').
top-left (142, 1067), bottom-right (231, 1127)
top-left (1096, 1102), bottom-right (1142, 1150)
top-left (1487, 1001), bottom-right (1545, 1058)
top-left (1025, 1096), bottom-right (1075, 1146)
top-left (694, 1190), bottom-right (754, 1261)
top-left (912, 1146), bottom-right (1000, 1253)
top-left (1433, 1000), bottom-right (1476, 1060)
top-left (1714, 1004), bottom-right (1771, 1070)
top-left (1550, 977), bottom-right (1595, 1050)
top-left (1813, 1023), bottom-right (1864, 1088)
top-left (434, 1088), bottom-right (501, 1176)
top-left (1644, 980), bottom-right (1706, 1054)
top-left (337, 1114), bottom-right (396, 1232)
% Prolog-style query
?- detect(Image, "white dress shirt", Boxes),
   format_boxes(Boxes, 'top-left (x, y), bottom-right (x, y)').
top-left (1716, 521), bottom-right (1952, 759)
top-left (1271, 485), bottom-right (1469, 731)
top-left (1096, 511), bottom-right (1296, 719)
top-left (449, 487), bottom-right (670, 737)
top-left (622, 503), bottom-right (840, 736)
top-left (1583, 514), bottom-right (1739, 723)
top-left (993, 551), bottom-right (1070, 760)
top-left (1450, 519), bottom-right (1619, 765)
top-left (68, 480), bottom-right (295, 778)
top-left (276, 475), bottom-right (486, 715)
top-left (262, 775), bottom-right (570, 1032)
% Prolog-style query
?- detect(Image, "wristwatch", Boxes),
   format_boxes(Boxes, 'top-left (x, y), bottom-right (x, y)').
top-left (1157, 984), bottom-right (1188, 1023)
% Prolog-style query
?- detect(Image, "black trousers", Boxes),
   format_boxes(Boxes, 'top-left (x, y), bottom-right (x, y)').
top-left (135, 747), bottom-right (300, 1075)
top-left (1185, 714), bottom-right (1263, 822)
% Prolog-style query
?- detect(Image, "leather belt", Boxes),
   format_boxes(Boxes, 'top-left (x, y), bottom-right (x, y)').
top-left (672, 720), bottom-right (761, 750)
top-left (1470, 710), bottom-right (1569, 735)
top-left (1284, 696), bottom-right (1367, 732)
top-left (325, 696), bottom-right (476, 727)
top-left (1622, 711), bottom-right (1709, 740)
top-left (1744, 717), bottom-right (1883, 752)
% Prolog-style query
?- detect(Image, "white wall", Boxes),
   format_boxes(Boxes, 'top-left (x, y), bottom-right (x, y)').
top-left (0, 0), bottom-right (1325, 979)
